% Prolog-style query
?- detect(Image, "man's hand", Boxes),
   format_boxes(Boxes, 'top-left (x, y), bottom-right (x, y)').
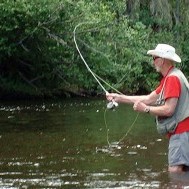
top-left (133, 101), bottom-right (148, 113)
top-left (106, 92), bottom-right (119, 102)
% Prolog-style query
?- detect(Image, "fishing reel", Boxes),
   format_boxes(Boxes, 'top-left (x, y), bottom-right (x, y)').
top-left (107, 100), bottom-right (118, 109)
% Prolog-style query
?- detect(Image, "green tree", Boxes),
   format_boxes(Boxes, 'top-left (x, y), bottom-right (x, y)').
top-left (0, 0), bottom-right (188, 98)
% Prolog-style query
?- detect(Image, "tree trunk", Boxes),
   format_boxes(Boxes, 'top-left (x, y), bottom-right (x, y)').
top-left (125, 0), bottom-right (140, 20)
top-left (150, 0), bottom-right (172, 29)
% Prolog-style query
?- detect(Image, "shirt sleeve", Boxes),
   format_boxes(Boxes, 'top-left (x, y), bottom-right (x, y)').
top-left (155, 76), bottom-right (181, 99)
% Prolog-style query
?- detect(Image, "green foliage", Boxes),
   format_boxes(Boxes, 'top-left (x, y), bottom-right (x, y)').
top-left (0, 0), bottom-right (63, 97)
top-left (0, 0), bottom-right (188, 98)
top-left (60, 1), bottom-right (155, 94)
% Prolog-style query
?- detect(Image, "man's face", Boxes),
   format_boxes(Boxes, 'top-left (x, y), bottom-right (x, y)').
top-left (153, 57), bottom-right (163, 72)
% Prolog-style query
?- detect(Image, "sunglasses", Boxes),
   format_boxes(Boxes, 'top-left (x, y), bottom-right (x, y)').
top-left (153, 57), bottom-right (160, 61)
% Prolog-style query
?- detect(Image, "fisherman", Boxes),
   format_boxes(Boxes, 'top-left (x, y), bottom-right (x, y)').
top-left (106, 44), bottom-right (189, 173)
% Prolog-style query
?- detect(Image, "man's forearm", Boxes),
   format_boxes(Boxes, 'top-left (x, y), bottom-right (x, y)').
top-left (114, 94), bottom-right (148, 104)
top-left (106, 91), bottom-right (158, 105)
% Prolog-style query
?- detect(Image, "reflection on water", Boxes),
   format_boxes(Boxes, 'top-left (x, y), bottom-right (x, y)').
top-left (0, 98), bottom-right (188, 188)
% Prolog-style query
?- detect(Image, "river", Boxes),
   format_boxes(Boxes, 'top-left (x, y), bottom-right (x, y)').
top-left (0, 98), bottom-right (189, 188)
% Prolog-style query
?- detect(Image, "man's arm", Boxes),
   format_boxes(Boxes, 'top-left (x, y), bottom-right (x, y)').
top-left (106, 91), bottom-right (159, 105)
top-left (134, 97), bottom-right (178, 116)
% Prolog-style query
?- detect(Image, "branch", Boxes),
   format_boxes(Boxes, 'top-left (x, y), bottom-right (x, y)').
top-left (42, 26), bottom-right (69, 47)
top-left (18, 71), bottom-right (38, 89)
top-left (77, 37), bottom-right (112, 64)
top-left (18, 59), bottom-right (33, 69)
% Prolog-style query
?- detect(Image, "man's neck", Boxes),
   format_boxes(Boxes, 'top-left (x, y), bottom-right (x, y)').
top-left (161, 65), bottom-right (174, 77)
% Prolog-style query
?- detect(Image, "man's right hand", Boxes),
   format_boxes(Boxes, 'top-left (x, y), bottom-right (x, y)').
top-left (106, 92), bottom-right (119, 102)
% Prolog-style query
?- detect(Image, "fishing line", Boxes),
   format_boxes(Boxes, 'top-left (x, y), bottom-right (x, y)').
top-left (104, 106), bottom-right (140, 147)
top-left (73, 22), bottom-right (139, 148)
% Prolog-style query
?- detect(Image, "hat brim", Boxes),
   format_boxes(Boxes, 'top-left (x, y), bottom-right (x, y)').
top-left (147, 50), bottom-right (181, 63)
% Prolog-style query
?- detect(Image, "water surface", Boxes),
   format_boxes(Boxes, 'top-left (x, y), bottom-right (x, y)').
top-left (0, 98), bottom-right (189, 188)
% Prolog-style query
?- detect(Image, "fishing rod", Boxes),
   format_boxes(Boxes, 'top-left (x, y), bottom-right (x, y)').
top-left (74, 23), bottom-right (107, 93)
top-left (73, 22), bottom-right (118, 109)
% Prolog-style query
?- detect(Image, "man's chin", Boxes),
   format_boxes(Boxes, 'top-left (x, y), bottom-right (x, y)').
top-left (154, 68), bottom-right (160, 72)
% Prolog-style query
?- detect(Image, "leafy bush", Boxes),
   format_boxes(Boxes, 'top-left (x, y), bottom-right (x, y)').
top-left (0, 0), bottom-right (63, 97)
top-left (0, 0), bottom-right (187, 98)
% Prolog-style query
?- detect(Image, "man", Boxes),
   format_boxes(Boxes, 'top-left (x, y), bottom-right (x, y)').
top-left (106, 44), bottom-right (189, 173)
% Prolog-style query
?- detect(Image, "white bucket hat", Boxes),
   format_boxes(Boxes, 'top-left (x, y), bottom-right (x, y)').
top-left (147, 44), bottom-right (181, 63)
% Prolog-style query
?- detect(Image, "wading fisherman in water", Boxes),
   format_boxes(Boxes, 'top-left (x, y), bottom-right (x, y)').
top-left (106, 44), bottom-right (189, 173)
